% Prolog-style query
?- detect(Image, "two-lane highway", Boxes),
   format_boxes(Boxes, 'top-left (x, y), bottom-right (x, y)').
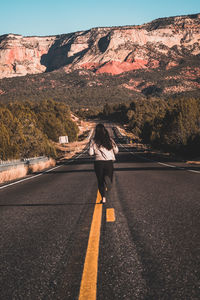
top-left (0, 154), bottom-right (98, 299)
top-left (0, 126), bottom-right (199, 299)
top-left (98, 139), bottom-right (200, 300)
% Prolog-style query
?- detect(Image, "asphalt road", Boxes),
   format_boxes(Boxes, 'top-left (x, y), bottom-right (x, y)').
top-left (0, 126), bottom-right (199, 300)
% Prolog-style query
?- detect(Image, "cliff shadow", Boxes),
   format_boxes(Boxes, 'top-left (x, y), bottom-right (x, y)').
top-left (40, 35), bottom-right (89, 72)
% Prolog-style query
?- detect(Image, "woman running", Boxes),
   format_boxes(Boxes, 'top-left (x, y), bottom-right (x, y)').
top-left (89, 123), bottom-right (119, 203)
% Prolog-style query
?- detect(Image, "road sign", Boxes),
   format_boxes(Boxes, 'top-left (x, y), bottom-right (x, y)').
top-left (59, 136), bottom-right (69, 144)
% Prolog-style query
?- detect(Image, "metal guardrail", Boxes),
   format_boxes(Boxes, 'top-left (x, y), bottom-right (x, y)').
top-left (0, 156), bottom-right (49, 173)
top-left (113, 126), bottom-right (130, 144)
top-left (0, 129), bottom-right (94, 173)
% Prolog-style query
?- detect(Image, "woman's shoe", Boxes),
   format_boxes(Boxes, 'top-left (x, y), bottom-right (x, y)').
top-left (100, 197), bottom-right (106, 204)
top-left (102, 197), bottom-right (106, 203)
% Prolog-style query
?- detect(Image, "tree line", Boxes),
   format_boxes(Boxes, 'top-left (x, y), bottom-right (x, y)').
top-left (101, 97), bottom-right (200, 157)
top-left (0, 99), bottom-right (79, 160)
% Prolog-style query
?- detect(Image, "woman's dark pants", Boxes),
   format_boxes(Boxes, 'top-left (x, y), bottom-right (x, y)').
top-left (94, 160), bottom-right (113, 199)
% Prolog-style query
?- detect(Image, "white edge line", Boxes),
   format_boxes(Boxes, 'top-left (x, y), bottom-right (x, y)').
top-left (188, 170), bottom-right (200, 174)
top-left (119, 143), bottom-right (200, 174)
top-left (44, 164), bottom-right (63, 173)
top-left (0, 164), bottom-right (63, 190)
top-left (158, 162), bottom-right (176, 168)
top-left (0, 148), bottom-right (88, 190)
top-left (0, 173), bottom-right (43, 190)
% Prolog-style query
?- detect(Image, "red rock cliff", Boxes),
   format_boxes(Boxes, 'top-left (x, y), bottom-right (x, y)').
top-left (0, 13), bottom-right (200, 78)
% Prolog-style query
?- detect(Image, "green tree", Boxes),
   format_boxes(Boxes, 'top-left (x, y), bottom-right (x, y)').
top-left (160, 98), bottom-right (200, 151)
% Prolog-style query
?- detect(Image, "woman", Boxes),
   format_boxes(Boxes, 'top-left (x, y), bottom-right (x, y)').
top-left (89, 123), bottom-right (119, 203)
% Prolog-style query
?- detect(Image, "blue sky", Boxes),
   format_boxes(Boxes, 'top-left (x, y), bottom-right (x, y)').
top-left (1, 0), bottom-right (200, 36)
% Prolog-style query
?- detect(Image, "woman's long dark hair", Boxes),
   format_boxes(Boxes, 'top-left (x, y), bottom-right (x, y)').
top-left (94, 123), bottom-right (113, 150)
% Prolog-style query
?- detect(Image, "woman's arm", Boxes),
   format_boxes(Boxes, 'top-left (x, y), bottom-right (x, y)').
top-left (88, 140), bottom-right (95, 156)
top-left (112, 139), bottom-right (119, 154)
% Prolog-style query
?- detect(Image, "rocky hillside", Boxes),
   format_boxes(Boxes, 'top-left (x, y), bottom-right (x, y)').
top-left (0, 13), bottom-right (200, 101)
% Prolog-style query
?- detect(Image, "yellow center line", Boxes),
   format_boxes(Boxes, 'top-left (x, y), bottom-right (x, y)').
top-left (78, 190), bottom-right (102, 300)
top-left (106, 208), bottom-right (116, 222)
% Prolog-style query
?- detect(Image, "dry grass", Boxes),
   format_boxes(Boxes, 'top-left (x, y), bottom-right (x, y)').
top-left (56, 117), bottom-right (96, 161)
top-left (29, 158), bottom-right (56, 173)
top-left (56, 140), bottom-right (89, 161)
top-left (0, 158), bottom-right (56, 184)
top-left (120, 125), bottom-right (200, 162)
top-left (117, 125), bottom-right (149, 150)
top-left (117, 125), bottom-right (139, 141)
top-left (186, 160), bottom-right (200, 165)
top-left (0, 117), bottom-right (95, 184)
top-left (0, 165), bottom-right (28, 184)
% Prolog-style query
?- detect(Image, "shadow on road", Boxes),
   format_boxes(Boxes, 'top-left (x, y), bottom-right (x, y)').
top-left (44, 165), bottom-right (200, 175)
top-left (0, 202), bottom-right (100, 207)
top-left (44, 169), bottom-right (94, 175)
top-left (114, 166), bottom-right (200, 172)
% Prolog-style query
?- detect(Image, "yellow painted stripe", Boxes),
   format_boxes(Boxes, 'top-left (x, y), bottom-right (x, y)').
top-left (78, 190), bottom-right (102, 300)
top-left (106, 208), bottom-right (116, 222)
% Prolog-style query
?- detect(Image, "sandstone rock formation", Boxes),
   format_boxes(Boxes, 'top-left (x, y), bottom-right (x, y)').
top-left (0, 34), bottom-right (56, 78)
top-left (0, 13), bottom-right (200, 79)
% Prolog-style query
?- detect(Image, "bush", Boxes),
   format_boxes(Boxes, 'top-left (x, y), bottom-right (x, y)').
top-left (100, 96), bottom-right (200, 157)
top-left (0, 99), bottom-right (78, 160)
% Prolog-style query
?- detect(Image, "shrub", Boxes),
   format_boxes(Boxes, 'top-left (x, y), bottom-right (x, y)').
top-left (0, 99), bottom-right (78, 160)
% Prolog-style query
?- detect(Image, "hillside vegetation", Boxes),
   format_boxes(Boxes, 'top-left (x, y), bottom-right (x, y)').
top-left (0, 58), bottom-right (200, 109)
top-left (100, 97), bottom-right (200, 157)
top-left (0, 99), bottom-right (79, 160)
top-left (1, 94), bottom-right (200, 161)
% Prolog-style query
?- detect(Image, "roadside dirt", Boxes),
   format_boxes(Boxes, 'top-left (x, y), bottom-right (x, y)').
top-left (186, 160), bottom-right (200, 165)
top-left (118, 125), bottom-right (200, 163)
top-left (0, 115), bottom-right (96, 185)
top-left (55, 114), bottom-right (96, 162)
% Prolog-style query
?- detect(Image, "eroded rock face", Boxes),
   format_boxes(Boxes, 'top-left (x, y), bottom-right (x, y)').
top-left (0, 13), bottom-right (200, 78)
top-left (0, 34), bottom-right (56, 78)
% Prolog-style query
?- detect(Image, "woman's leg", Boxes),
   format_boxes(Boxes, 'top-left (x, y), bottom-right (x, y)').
top-left (104, 161), bottom-right (114, 197)
top-left (94, 161), bottom-right (105, 198)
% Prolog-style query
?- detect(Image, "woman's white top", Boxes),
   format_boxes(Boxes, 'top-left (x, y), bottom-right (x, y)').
top-left (89, 139), bottom-right (119, 161)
